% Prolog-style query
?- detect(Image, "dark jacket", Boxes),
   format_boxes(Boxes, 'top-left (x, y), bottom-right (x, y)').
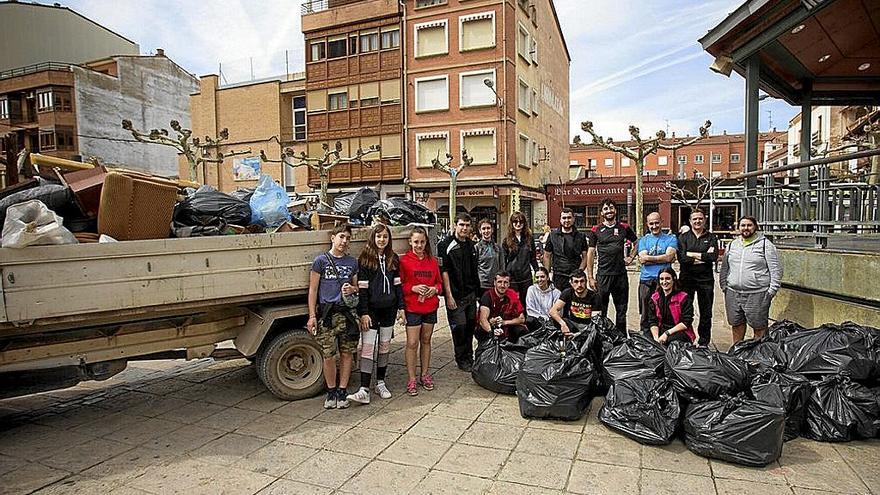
top-left (503, 235), bottom-right (538, 284)
top-left (677, 230), bottom-right (719, 284)
top-left (438, 235), bottom-right (481, 300)
top-left (545, 227), bottom-right (587, 276)
top-left (357, 255), bottom-right (405, 316)
top-left (647, 290), bottom-right (695, 341)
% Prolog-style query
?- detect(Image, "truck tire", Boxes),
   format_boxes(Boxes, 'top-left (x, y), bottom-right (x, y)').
top-left (256, 329), bottom-right (325, 401)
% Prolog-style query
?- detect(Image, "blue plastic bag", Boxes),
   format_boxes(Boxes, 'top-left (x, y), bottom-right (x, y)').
top-left (249, 175), bottom-right (291, 227)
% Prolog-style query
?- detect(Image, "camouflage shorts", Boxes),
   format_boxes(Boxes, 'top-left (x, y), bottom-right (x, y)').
top-left (315, 312), bottom-right (359, 358)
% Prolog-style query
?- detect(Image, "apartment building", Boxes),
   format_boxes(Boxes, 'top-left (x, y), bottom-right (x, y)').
top-left (300, 0), bottom-right (406, 199)
top-left (186, 73), bottom-right (308, 193)
top-left (786, 106), bottom-right (871, 177)
top-left (405, 0), bottom-right (570, 232)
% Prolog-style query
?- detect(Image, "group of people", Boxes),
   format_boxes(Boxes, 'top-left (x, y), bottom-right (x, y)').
top-left (307, 198), bottom-right (783, 410)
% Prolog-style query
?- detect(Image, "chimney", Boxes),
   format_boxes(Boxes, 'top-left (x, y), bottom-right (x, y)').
top-left (156, 48), bottom-right (166, 57)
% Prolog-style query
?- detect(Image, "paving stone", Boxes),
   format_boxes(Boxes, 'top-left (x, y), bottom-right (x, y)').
top-left (107, 487), bottom-right (153, 495)
top-left (640, 440), bottom-right (711, 476)
top-left (277, 420), bottom-right (350, 449)
top-left (710, 459), bottom-right (788, 485)
top-left (411, 470), bottom-right (492, 495)
top-left (93, 391), bottom-right (159, 413)
top-left (157, 400), bottom-right (227, 424)
top-left (0, 426), bottom-right (94, 461)
top-left (40, 437), bottom-right (134, 473)
top-left (715, 479), bottom-right (795, 495)
top-left (834, 442), bottom-right (880, 494)
top-left (195, 407), bottom-right (266, 432)
top-left (70, 412), bottom-right (147, 439)
top-left (459, 421), bottom-right (524, 450)
top-left (640, 469), bottom-right (716, 495)
top-left (486, 481), bottom-right (563, 495)
top-left (779, 452), bottom-right (869, 494)
top-left (272, 396), bottom-right (333, 420)
top-left (567, 461), bottom-right (640, 495)
top-left (238, 441), bottom-right (317, 477)
top-left (234, 412), bottom-right (304, 440)
top-left (326, 426), bottom-right (400, 458)
top-left (498, 451), bottom-right (572, 490)
top-left (0, 463), bottom-right (69, 495)
top-left (0, 454), bottom-right (27, 477)
top-left (129, 457), bottom-right (274, 495)
top-left (256, 479), bottom-right (332, 495)
top-left (282, 450), bottom-right (369, 489)
top-left (527, 415), bottom-right (586, 434)
top-left (32, 475), bottom-right (123, 495)
top-left (32, 405), bottom-right (109, 430)
top-left (436, 443), bottom-right (510, 478)
top-left (433, 397), bottom-right (491, 421)
top-left (121, 396), bottom-right (191, 418)
top-left (188, 433), bottom-right (270, 466)
top-left (103, 416), bottom-right (183, 445)
top-left (340, 459), bottom-right (428, 494)
top-left (576, 434), bottom-right (641, 468)
top-left (477, 396), bottom-right (530, 427)
top-left (407, 413), bottom-right (472, 442)
top-left (133, 378), bottom-right (193, 396)
top-left (140, 424), bottom-right (226, 454)
top-left (359, 408), bottom-right (426, 433)
top-left (313, 400), bottom-right (382, 427)
top-left (78, 446), bottom-right (178, 485)
top-left (379, 433), bottom-right (452, 468)
top-left (229, 391), bottom-right (288, 413)
top-left (516, 427), bottom-right (580, 458)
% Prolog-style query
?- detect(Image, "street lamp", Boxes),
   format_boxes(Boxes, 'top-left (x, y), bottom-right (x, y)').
top-left (483, 78), bottom-right (502, 107)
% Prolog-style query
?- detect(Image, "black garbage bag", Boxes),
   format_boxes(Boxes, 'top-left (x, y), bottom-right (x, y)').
top-left (664, 341), bottom-right (751, 402)
top-left (767, 319), bottom-right (807, 343)
top-left (472, 337), bottom-right (527, 395)
top-left (172, 220), bottom-right (226, 238)
top-left (751, 368), bottom-right (811, 441)
top-left (0, 183), bottom-right (76, 226)
top-left (173, 185), bottom-right (252, 228)
top-left (230, 188), bottom-right (255, 203)
top-left (367, 198), bottom-right (436, 226)
top-left (348, 187), bottom-right (380, 224)
top-left (519, 319), bottom-right (554, 349)
top-left (333, 192), bottom-right (356, 215)
top-left (593, 316), bottom-right (625, 361)
top-left (781, 323), bottom-right (877, 380)
top-left (683, 394), bottom-right (785, 466)
top-left (598, 377), bottom-right (680, 445)
top-left (602, 334), bottom-right (667, 384)
top-left (728, 338), bottom-right (788, 370)
top-left (802, 374), bottom-right (880, 442)
top-left (517, 331), bottom-right (597, 420)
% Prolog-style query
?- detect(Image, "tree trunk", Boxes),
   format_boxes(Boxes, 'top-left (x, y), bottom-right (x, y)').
top-left (449, 171), bottom-right (458, 225)
top-left (634, 157), bottom-right (645, 236)
top-left (320, 168), bottom-right (330, 206)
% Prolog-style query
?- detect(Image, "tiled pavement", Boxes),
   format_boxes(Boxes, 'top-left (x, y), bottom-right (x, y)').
top-left (2, 273), bottom-right (879, 495)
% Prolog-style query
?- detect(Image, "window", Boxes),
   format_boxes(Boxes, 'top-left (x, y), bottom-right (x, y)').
top-left (349, 36), bottom-right (358, 55)
top-left (37, 90), bottom-right (53, 111)
top-left (459, 70), bottom-right (496, 108)
top-left (529, 36), bottom-right (538, 64)
top-left (531, 88), bottom-right (539, 115)
top-left (0, 99), bottom-right (8, 119)
top-left (307, 89), bottom-right (327, 112)
top-left (518, 79), bottom-right (530, 115)
top-left (328, 37), bottom-right (347, 58)
top-left (731, 153), bottom-right (741, 163)
top-left (380, 79), bottom-right (400, 103)
top-left (712, 170), bottom-right (722, 178)
top-left (416, 132), bottom-right (448, 168)
top-left (711, 152), bottom-right (722, 164)
top-left (381, 134), bottom-right (401, 157)
top-left (518, 134), bottom-right (529, 167)
top-left (359, 82), bottom-right (378, 107)
top-left (677, 155), bottom-right (687, 165)
top-left (415, 20), bottom-right (448, 58)
top-left (328, 91), bottom-right (348, 110)
top-left (310, 41), bottom-right (326, 61)
top-left (415, 0), bottom-right (445, 7)
top-left (657, 155), bottom-right (668, 166)
top-left (381, 29), bottom-right (400, 49)
top-left (517, 24), bottom-right (530, 63)
top-left (55, 127), bottom-right (74, 150)
top-left (293, 96), bottom-right (306, 141)
top-left (604, 158), bottom-right (613, 167)
top-left (461, 128), bottom-right (496, 165)
top-left (360, 32), bottom-right (378, 53)
top-left (622, 157), bottom-right (631, 167)
top-left (694, 154), bottom-right (704, 164)
top-left (459, 12), bottom-right (495, 51)
top-left (415, 76), bottom-right (448, 112)
top-left (39, 130), bottom-right (55, 150)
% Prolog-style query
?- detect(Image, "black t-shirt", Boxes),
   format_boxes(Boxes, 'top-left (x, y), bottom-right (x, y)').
top-left (438, 235), bottom-right (480, 300)
top-left (558, 287), bottom-right (601, 325)
top-left (588, 222), bottom-right (638, 276)
top-left (546, 228), bottom-right (588, 276)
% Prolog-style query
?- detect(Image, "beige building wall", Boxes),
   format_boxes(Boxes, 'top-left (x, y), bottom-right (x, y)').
top-left (0, 2), bottom-right (139, 72)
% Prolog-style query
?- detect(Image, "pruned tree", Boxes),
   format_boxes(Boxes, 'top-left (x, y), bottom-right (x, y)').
top-left (432, 148), bottom-right (474, 225)
top-left (666, 174), bottom-right (724, 212)
top-left (261, 140), bottom-right (379, 207)
top-left (580, 120), bottom-right (711, 235)
top-left (121, 119), bottom-right (250, 182)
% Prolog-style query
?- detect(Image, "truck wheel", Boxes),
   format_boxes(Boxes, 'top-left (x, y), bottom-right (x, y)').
top-left (256, 329), bottom-right (325, 401)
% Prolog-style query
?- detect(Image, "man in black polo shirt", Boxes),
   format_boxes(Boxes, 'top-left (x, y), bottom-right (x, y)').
top-left (677, 208), bottom-right (719, 347)
top-left (543, 207), bottom-right (588, 292)
top-left (586, 198), bottom-right (637, 334)
top-left (439, 212), bottom-right (481, 371)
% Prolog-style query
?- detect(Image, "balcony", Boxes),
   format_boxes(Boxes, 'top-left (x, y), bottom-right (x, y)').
top-left (308, 158), bottom-right (403, 185)
top-left (301, 0), bottom-right (399, 33)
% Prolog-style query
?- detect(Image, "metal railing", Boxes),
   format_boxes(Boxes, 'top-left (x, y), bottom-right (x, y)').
top-left (301, 0), bottom-right (364, 14)
top-left (0, 62), bottom-right (73, 81)
top-left (734, 148), bottom-right (880, 250)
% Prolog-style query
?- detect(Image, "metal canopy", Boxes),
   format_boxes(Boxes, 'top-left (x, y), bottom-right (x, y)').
top-left (700, 0), bottom-right (880, 106)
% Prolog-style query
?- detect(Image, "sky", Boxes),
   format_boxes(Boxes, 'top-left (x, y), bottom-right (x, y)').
top-left (60, 0), bottom-right (799, 142)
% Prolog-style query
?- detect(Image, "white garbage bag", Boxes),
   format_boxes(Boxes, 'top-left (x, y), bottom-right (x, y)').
top-left (1, 199), bottom-right (78, 248)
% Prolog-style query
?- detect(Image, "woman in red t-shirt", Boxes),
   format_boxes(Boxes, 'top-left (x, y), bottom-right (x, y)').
top-left (398, 227), bottom-right (443, 396)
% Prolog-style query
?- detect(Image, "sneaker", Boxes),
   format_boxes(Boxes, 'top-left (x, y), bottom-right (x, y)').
top-left (336, 388), bottom-right (350, 409)
top-left (323, 389), bottom-right (337, 409)
top-left (406, 379), bottom-right (419, 396)
top-left (347, 387), bottom-right (371, 404)
top-left (375, 381), bottom-right (392, 399)
top-left (420, 374), bottom-right (435, 391)
top-left (457, 361), bottom-right (473, 373)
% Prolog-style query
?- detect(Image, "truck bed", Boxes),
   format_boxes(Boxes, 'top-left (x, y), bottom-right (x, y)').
top-left (0, 227), bottom-right (415, 336)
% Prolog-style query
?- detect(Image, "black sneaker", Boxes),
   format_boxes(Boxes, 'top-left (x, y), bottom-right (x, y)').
top-left (457, 361), bottom-right (473, 373)
top-left (323, 389), bottom-right (337, 409)
top-left (336, 388), bottom-right (350, 409)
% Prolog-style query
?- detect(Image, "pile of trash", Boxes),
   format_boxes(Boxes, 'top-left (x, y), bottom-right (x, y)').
top-left (470, 318), bottom-right (880, 467)
top-left (0, 155), bottom-right (435, 249)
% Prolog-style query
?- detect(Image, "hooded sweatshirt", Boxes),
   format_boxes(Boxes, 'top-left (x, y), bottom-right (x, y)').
top-left (399, 250), bottom-right (443, 314)
top-left (525, 283), bottom-right (561, 319)
top-left (357, 254), bottom-right (405, 316)
top-left (719, 233), bottom-right (783, 295)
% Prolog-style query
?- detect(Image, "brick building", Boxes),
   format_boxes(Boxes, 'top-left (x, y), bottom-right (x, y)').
top-left (186, 74), bottom-right (308, 193)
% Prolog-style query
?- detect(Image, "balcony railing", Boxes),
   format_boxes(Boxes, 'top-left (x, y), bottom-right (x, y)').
top-left (301, 0), bottom-right (364, 14)
top-left (0, 62), bottom-right (73, 81)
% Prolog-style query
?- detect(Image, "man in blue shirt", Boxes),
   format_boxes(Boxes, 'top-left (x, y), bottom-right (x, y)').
top-left (637, 212), bottom-right (678, 331)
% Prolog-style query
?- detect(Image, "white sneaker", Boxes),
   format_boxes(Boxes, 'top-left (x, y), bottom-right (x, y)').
top-left (347, 387), bottom-right (370, 404)
top-left (375, 381), bottom-right (392, 399)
